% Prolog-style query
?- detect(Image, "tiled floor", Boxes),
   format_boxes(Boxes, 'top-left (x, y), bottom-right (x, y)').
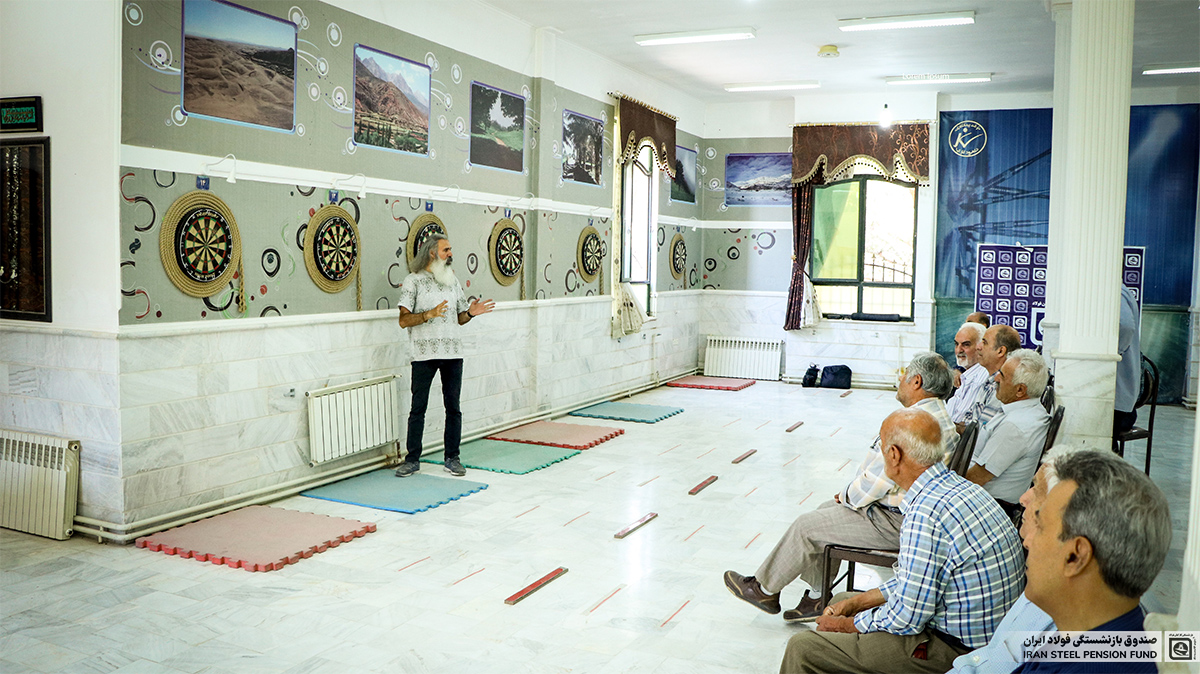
top-left (1, 383), bottom-right (1193, 673)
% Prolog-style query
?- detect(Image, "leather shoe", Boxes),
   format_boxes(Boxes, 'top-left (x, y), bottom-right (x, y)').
top-left (723, 571), bottom-right (781, 614)
top-left (782, 590), bottom-right (823, 622)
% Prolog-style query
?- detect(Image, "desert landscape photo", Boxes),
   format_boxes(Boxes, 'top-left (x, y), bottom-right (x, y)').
top-left (182, 0), bottom-right (296, 131)
top-left (353, 46), bottom-right (431, 155)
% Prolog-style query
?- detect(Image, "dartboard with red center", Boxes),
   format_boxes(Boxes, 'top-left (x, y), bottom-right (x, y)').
top-left (175, 207), bottom-right (232, 283)
top-left (314, 214), bottom-right (358, 282)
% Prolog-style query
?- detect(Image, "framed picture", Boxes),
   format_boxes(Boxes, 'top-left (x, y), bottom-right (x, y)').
top-left (671, 145), bottom-right (697, 204)
top-left (182, 0), bottom-right (297, 132)
top-left (562, 110), bottom-right (603, 186)
top-left (352, 44), bottom-right (431, 155)
top-left (1, 137), bottom-right (51, 322)
top-left (470, 81), bottom-right (525, 172)
top-left (725, 152), bottom-right (792, 206)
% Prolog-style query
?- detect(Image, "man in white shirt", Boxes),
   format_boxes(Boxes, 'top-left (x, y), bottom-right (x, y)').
top-left (947, 322), bottom-right (987, 423)
top-left (395, 233), bottom-right (494, 478)
top-left (966, 349), bottom-right (1051, 504)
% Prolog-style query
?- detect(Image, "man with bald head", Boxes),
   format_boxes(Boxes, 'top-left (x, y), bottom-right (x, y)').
top-left (780, 408), bottom-right (1025, 674)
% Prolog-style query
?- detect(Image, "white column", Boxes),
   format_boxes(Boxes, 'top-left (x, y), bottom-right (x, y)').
top-left (1040, 1), bottom-right (1071, 358)
top-left (1052, 0), bottom-right (1135, 450)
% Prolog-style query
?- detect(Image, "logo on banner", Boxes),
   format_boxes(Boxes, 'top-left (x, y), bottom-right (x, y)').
top-left (950, 120), bottom-right (987, 157)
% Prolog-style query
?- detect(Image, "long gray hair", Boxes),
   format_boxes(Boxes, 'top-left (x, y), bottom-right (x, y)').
top-left (409, 232), bottom-right (447, 274)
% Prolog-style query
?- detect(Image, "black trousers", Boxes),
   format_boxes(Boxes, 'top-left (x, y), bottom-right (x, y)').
top-left (406, 358), bottom-right (463, 462)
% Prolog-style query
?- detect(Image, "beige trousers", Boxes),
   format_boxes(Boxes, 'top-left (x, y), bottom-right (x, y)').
top-left (755, 500), bottom-right (903, 595)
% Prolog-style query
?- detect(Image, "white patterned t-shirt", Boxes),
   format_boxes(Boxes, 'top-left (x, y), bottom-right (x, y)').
top-left (398, 272), bottom-right (470, 361)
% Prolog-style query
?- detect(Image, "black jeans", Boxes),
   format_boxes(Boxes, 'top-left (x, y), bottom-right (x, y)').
top-left (406, 359), bottom-right (463, 462)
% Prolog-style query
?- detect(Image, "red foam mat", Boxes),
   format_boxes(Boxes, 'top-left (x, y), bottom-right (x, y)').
top-left (666, 375), bottom-right (756, 391)
top-left (486, 420), bottom-right (624, 450)
top-left (135, 505), bottom-right (376, 572)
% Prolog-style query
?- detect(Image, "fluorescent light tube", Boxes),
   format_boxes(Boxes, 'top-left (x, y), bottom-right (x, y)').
top-left (724, 81), bottom-right (820, 92)
top-left (1141, 64), bottom-right (1200, 75)
top-left (839, 11), bottom-right (975, 32)
top-left (885, 73), bottom-right (992, 85)
top-left (636, 27), bottom-right (756, 46)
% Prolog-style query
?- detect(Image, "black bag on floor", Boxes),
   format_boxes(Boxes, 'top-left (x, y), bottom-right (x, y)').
top-left (819, 364), bottom-right (852, 389)
top-left (801, 364), bottom-right (820, 388)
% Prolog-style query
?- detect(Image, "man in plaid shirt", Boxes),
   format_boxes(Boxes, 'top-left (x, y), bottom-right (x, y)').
top-left (725, 352), bottom-right (958, 622)
top-left (781, 407), bottom-right (1025, 673)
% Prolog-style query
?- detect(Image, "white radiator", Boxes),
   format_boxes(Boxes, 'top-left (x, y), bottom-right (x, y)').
top-left (704, 336), bottom-right (783, 380)
top-left (0, 431), bottom-right (80, 540)
top-left (306, 375), bottom-right (399, 466)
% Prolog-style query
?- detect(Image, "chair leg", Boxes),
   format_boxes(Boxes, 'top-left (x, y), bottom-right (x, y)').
top-left (846, 561), bottom-right (857, 593)
top-left (1144, 438), bottom-right (1152, 476)
top-left (820, 549), bottom-right (834, 611)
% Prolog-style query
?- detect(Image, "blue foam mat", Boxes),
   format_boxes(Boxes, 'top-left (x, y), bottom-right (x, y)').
top-left (568, 401), bottom-right (684, 423)
top-left (420, 439), bottom-right (580, 474)
top-left (300, 469), bottom-right (487, 514)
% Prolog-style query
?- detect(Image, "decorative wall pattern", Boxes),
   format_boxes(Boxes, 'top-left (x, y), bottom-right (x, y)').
top-left (697, 228), bottom-right (793, 292)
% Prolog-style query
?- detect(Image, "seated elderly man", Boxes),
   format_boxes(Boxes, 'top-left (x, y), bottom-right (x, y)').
top-left (1013, 450), bottom-right (1171, 673)
top-left (779, 408), bottom-right (1025, 674)
top-left (948, 446), bottom-right (1090, 674)
top-left (966, 349), bottom-right (1051, 505)
top-left (947, 322), bottom-right (987, 422)
top-left (724, 353), bottom-right (958, 622)
top-left (955, 324), bottom-right (1021, 429)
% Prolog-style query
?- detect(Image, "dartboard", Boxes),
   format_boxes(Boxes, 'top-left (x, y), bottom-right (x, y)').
top-left (175, 207), bottom-right (232, 283)
top-left (670, 233), bottom-right (686, 280)
top-left (488, 219), bottom-right (523, 286)
top-left (406, 213), bottom-right (447, 265)
top-left (313, 214), bottom-right (358, 282)
top-left (577, 226), bottom-right (602, 284)
top-left (304, 204), bottom-right (359, 294)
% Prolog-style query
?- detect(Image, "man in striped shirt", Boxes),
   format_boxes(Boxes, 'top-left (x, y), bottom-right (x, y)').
top-left (724, 353), bottom-right (958, 623)
top-left (781, 407), bottom-right (1025, 674)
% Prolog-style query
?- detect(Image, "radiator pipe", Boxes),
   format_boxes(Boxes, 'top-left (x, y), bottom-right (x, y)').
top-left (73, 367), bottom-right (699, 544)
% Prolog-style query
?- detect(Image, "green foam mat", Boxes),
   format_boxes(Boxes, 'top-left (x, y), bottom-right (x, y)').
top-left (300, 470), bottom-right (487, 514)
top-left (569, 401), bottom-right (684, 423)
top-left (421, 439), bottom-right (580, 475)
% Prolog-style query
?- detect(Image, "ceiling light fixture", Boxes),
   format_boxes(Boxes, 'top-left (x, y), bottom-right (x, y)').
top-left (1141, 64), bottom-right (1200, 75)
top-left (635, 27), bottom-right (756, 46)
top-left (885, 72), bottom-right (992, 85)
top-left (879, 104), bottom-right (892, 128)
top-left (838, 10), bottom-right (975, 32)
top-left (724, 80), bottom-right (820, 92)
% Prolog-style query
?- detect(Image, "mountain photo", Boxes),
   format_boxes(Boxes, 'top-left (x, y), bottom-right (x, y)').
top-left (353, 45), bottom-right (431, 155)
top-left (725, 152), bottom-right (792, 206)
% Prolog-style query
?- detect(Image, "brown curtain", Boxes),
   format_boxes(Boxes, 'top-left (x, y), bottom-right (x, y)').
top-left (783, 123), bottom-right (930, 330)
top-left (615, 95), bottom-right (676, 178)
top-left (784, 176), bottom-right (820, 330)
top-left (792, 123), bottom-right (930, 185)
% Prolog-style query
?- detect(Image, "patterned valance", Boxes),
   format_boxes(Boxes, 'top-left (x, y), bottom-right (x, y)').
top-left (792, 122), bottom-right (931, 186)
top-left (613, 93), bottom-right (676, 178)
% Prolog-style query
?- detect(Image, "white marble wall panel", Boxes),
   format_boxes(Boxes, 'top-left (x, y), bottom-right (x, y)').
top-left (0, 328), bottom-right (123, 521)
top-left (1188, 309), bottom-right (1199, 403)
top-left (699, 292), bottom-right (934, 386)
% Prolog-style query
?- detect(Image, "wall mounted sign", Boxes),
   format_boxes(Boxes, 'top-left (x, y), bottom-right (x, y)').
top-left (1, 97), bottom-right (43, 134)
top-left (1, 137), bottom-right (51, 321)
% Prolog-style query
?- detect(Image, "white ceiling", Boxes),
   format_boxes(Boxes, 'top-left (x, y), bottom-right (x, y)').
top-left (477, 0), bottom-right (1200, 102)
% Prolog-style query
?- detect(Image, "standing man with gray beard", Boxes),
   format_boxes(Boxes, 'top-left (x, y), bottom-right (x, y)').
top-left (395, 233), bottom-right (494, 477)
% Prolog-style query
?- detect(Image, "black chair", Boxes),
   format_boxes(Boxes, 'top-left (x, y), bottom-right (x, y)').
top-left (1113, 355), bottom-right (1159, 476)
top-left (817, 422), bottom-right (980, 609)
top-left (1040, 377), bottom-right (1055, 414)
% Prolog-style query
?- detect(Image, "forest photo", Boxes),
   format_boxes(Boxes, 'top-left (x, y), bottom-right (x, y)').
top-left (470, 82), bottom-right (525, 172)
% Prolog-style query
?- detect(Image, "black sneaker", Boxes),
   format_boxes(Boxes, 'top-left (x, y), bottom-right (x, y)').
top-left (394, 461), bottom-right (420, 478)
top-left (782, 590), bottom-right (824, 622)
top-left (444, 458), bottom-right (466, 476)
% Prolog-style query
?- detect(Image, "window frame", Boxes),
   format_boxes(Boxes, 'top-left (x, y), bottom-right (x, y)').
top-left (809, 175), bottom-right (918, 321)
top-left (620, 140), bottom-right (658, 316)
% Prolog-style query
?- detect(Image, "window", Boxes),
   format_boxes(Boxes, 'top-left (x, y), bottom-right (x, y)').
top-left (811, 176), bottom-right (917, 320)
top-left (621, 141), bottom-right (657, 315)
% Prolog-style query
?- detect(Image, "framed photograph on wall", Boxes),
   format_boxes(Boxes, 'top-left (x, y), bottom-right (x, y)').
top-left (1, 136), bottom-right (52, 322)
top-left (352, 44), bottom-right (431, 155)
top-left (470, 81), bottom-right (525, 172)
top-left (671, 145), bottom-right (697, 204)
top-left (182, 0), bottom-right (298, 132)
top-left (725, 152), bottom-right (792, 206)
top-left (562, 109), bottom-right (603, 186)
